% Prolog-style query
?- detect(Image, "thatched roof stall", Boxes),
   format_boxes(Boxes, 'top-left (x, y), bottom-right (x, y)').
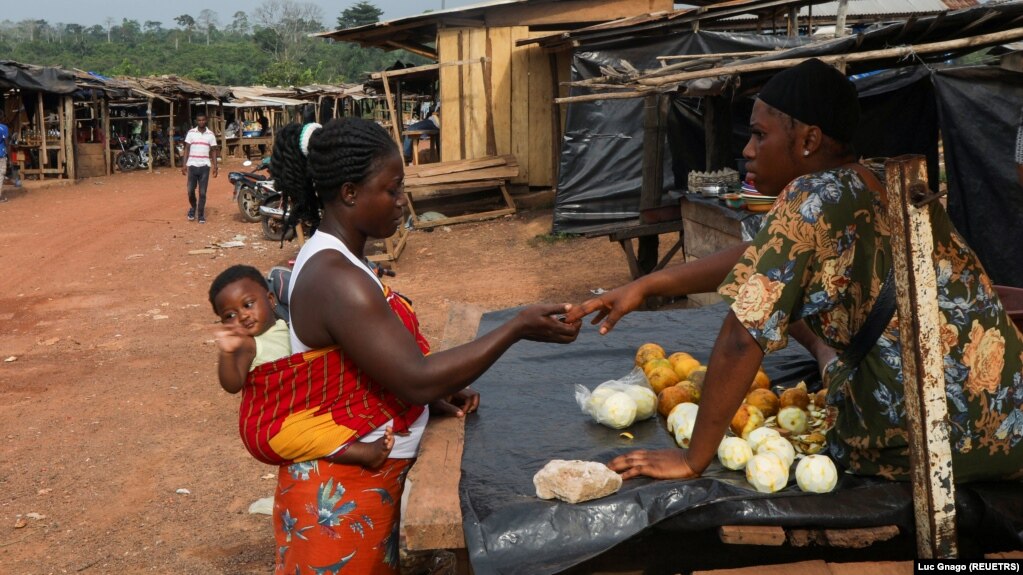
top-left (100, 75), bottom-right (228, 170)
top-left (1, 60), bottom-right (79, 181)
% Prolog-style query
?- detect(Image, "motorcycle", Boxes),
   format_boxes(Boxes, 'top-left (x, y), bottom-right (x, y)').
top-left (258, 184), bottom-right (320, 243)
top-left (112, 130), bottom-right (138, 172)
top-left (228, 158), bottom-right (272, 223)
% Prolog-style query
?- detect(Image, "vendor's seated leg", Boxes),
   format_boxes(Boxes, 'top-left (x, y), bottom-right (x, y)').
top-left (403, 137), bottom-right (413, 163)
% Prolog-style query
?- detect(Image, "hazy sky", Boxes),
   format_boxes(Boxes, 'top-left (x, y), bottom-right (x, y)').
top-left (2, 1), bottom-right (481, 29)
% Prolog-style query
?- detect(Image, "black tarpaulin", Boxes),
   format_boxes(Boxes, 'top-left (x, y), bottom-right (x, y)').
top-left (553, 34), bottom-right (944, 236)
top-left (933, 66), bottom-right (1023, 288)
top-left (459, 305), bottom-right (1023, 575)
top-left (0, 60), bottom-right (77, 94)
top-left (554, 32), bottom-right (802, 235)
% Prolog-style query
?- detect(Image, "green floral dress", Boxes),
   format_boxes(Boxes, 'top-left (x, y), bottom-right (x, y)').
top-left (718, 167), bottom-right (1023, 482)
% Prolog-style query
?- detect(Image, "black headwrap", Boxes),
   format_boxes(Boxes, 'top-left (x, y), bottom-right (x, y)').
top-left (757, 58), bottom-right (859, 143)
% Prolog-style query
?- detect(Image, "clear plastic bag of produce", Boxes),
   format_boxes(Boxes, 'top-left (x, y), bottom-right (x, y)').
top-left (574, 368), bottom-right (657, 429)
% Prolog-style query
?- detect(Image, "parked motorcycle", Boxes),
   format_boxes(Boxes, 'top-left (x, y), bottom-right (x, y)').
top-left (112, 130), bottom-right (138, 172)
top-left (229, 158), bottom-right (272, 223)
top-left (258, 186), bottom-right (318, 243)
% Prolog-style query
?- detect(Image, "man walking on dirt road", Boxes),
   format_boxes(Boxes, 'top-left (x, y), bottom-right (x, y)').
top-left (181, 114), bottom-right (218, 223)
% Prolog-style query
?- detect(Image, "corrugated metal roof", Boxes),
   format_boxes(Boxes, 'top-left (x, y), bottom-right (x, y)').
top-left (797, 0), bottom-right (971, 16)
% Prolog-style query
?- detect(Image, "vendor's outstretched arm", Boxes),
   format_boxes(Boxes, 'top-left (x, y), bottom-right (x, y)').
top-left (608, 311), bottom-right (763, 479)
top-left (567, 243), bottom-right (749, 334)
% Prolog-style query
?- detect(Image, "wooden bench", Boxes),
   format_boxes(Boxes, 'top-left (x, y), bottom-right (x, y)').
top-left (584, 218), bottom-right (687, 280)
top-left (403, 155), bottom-right (518, 229)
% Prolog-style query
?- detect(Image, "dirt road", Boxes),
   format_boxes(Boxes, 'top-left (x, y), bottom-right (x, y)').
top-left (0, 162), bottom-right (684, 573)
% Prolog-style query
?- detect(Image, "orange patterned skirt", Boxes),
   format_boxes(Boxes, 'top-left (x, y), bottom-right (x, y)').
top-left (273, 458), bottom-right (412, 574)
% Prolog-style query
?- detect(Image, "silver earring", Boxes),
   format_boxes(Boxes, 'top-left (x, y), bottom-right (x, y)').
top-left (803, 150), bottom-right (810, 157)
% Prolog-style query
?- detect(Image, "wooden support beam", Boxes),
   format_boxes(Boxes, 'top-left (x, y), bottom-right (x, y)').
top-left (383, 40), bottom-right (438, 61)
top-left (379, 71), bottom-right (402, 147)
top-left (719, 525), bottom-right (786, 546)
top-left (640, 94), bottom-right (669, 212)
top-left (704, 89), bottom-right (733, 172)
top-left (883, 155), bottom-right (958, 559)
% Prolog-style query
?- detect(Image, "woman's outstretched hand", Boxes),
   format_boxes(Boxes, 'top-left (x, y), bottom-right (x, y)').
top-left (564, 283), bottom-right (646, 335)
top-left (514, 303), bottom-right (581, 343)
top-left (608, 448), bottom-right (699, 480)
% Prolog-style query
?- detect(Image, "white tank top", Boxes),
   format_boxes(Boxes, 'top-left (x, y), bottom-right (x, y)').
top-left (288, 230), bottom-right (427, 458)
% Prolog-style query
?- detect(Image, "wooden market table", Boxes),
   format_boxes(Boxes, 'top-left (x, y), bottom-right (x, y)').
top-left (404, 127), bottom-right (440, 165)
top-left (583, 218), bottom-right (687, 280)
top-left (224, 136), bottom-right (273, 159)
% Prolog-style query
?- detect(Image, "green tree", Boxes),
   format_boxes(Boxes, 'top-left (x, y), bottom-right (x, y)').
top-left (228, 11), bottom-right (250, 36)
top-left (337, 1), bottom-right (383, 30)
top-left (196, 9), bottom-right (218, 45)
top-left (175, 14), bottom-right (195, 43)
top-left (143, 21), bottom-right (164, 36)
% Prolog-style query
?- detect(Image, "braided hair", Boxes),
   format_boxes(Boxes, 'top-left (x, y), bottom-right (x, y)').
top-left (271, 117), bottom-right (399, 235)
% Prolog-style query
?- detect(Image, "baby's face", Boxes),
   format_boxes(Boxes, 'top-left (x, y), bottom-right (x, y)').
top-left (214, 278), bottom-right (276, 336)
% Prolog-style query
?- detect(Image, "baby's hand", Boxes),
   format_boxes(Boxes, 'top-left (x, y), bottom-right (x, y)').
top-left (213, 324), bottom-right (253, 355)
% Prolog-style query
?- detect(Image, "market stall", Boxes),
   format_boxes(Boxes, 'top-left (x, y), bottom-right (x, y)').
top-left (1, 61), bottom-right (78, 181)
top-left (451, 305), bottom-right (1023, 574)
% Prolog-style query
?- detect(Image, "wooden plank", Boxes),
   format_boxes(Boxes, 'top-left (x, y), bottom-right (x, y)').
top-left (405, 165), bottom-right (519, 187)
top-left (693, 560), bottom-right (831, 575)
top-left (884, 155), bottom-right (958, 559)
top-left (788, 525), bottom-right (901, 549)
top-left (486, 0), bottom-right (673, 27)
top-left (438, 29), bottom-right (463, 164)
top-left (414, 207), bottom-right (517, 229)
top-left (379, 71), bottom-right (402, 147)
top-left (510, 26), bottom-right (531, 185)
top-left (466, 29), bottom-right (488, 160)
top-left (403, 304), bottom-right (483, 551)
top-left (718, 525), bottom-right (786, 546)
top-left (641, 94), bottom-right (668, 211)
top-left (406, 154), bottom-right (514, 179)
top-left (489, 27), bottom-right (514, 158)
top-left (826, 562), bottom-right (913, 575)
top-left (407, 179), bottom-right (507, 199)
top-left (527, 41), bottom-right (554, 187)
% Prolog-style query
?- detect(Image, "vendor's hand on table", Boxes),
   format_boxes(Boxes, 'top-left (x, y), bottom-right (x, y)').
top-left (608, 448), bottom-right (699, 480)
top-left (430, 388), bottom-right (480, 418)
top-left (515, 303), bottom-right (581, 343)
top-left (565, 283), bottom-right (646, 335)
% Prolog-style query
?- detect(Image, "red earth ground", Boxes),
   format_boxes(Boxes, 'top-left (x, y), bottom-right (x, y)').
top-left (0, 159), bottom-right (689, 573)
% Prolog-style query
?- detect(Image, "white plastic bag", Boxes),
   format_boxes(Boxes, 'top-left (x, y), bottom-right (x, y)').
top-left (574, 368), bottom-right (657, 429)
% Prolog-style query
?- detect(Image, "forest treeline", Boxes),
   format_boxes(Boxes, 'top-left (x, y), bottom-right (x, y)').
top-left (0, 1), bottom-right (429, 87)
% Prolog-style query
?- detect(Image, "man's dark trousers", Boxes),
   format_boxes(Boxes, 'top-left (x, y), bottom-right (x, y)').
top-left (186, 165), bottom-right (211, 218)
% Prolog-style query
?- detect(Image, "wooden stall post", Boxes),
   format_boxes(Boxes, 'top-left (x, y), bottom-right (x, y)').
top-left (63, 95), bottom-right (75, 180)
top-left (102, 99), bottom-right (111, 176)
top-left (146, 98), bottom-right (154, 172)
top-left (380, 71), bottom-right (402, 147)
top-left (169, 101), bottom-right (176, 168)
top-left (704, 88), bottom-right (733, 172)
top-left (884, 155), bottom-right (958, 559)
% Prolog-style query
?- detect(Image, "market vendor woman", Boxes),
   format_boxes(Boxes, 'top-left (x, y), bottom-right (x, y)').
top-left (568, 58), bottom-right (1023, 483)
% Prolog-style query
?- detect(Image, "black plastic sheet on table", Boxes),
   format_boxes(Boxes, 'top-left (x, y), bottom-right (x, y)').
top-left (459, 305), bottom-right (1023, 575)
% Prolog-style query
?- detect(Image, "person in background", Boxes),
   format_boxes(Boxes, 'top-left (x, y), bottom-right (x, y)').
top-left (266, 117), bottom-right (579, 573)
top-left (403, 107), bottom-right (440, 164)
top-left (568, 58), bottom-right (1023, 484)
top-left (0, 116), bottom-right (9, 203)
top-left (181, 114), bottom-right (218, 224)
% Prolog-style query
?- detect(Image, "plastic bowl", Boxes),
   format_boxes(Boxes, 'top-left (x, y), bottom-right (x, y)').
top-left (721, 193), bottom-right (745, 209)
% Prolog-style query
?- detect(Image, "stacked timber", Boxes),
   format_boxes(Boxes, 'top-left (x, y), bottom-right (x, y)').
top-left (404, 154), bottom-right (519, 199)
top-left (403, 155), bottom-right (519, 228)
